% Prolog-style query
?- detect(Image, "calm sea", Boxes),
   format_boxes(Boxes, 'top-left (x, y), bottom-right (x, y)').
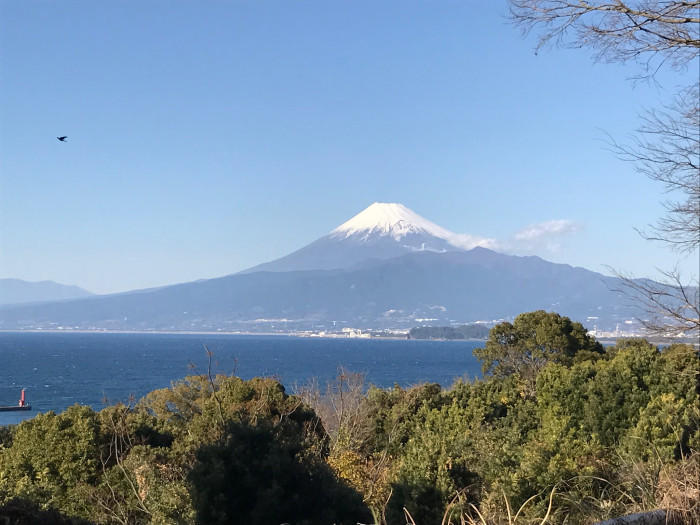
top-left (0, 332), bottom-right (482, 426)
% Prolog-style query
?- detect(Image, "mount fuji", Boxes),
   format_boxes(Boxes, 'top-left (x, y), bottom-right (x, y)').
top-left (244, 202), bottom-right (492, 273)
top-left (0, 203), bottom-right (649, 332)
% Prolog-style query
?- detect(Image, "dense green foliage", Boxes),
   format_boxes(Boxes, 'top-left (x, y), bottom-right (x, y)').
top-left (0, 375), bottom-right (367, 525)
top-left (0, 311), bottom-right (698, 524)
top-left (473, 310), bottom-right (604, 381)
top-left (409, 324), bottom-right (490, 340)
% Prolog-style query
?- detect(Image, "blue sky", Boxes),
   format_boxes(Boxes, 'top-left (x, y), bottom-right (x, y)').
top-left (1, 1), bottom-right (697, 294)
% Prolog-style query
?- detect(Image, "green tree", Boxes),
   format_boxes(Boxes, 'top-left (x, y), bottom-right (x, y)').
top-left (0, 374), bottom-right (372, 524)
top-left (584, 339), bottom-right (661, 447)
top-left (189, 420), bottom-right (368, 525)
top-left (388, 401), bottom-right (479, 524)
top-left (0, 405), bottom-right (103, 520)
top-left (0, 498), bottom-right (92, 525)
top-left (360, 383), bottom-right (445, 457)
top-left (474, 311), bottom-right (603, 385)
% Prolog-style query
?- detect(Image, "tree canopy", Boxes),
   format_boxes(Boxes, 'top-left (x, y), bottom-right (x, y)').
top-left (473, 310), bottom-right (603, 381)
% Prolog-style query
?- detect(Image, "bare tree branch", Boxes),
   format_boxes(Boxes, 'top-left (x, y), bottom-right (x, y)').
top-left (612, 268), bottom-right (700, 337)
top-left (610, 85), bottom-right (700, 253)
top-left (203, 344), bottom-right (225, 428)
top-left (511, 1), bottom-right (699, 339)
top-left (510, 1), bottom-right (700, 73)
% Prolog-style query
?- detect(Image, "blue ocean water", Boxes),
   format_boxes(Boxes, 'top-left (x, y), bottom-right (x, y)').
top-left (0, 332), bottom-right (482, 426)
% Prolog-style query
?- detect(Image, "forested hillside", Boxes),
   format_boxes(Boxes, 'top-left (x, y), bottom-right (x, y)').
top-left (409, 324), bottom-right (490, 340)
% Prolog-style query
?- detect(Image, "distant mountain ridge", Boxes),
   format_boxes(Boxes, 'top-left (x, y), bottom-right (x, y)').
top-left (0, 279), bottom-right (93, 306)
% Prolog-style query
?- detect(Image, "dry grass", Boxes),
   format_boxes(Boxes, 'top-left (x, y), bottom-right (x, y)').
top-left (402, 487), bottom-right (556, 525)
top-left (657, 452), bottom-right (700, 524)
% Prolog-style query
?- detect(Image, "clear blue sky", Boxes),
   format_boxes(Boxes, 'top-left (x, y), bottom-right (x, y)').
top-left (1, 1), bottom-right (697, 294)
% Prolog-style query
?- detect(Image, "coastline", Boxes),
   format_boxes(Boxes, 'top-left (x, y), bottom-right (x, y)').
top-left (0, 329), bottom-right (412, 341)
top-left (0, 329), bottom-right (694, 346)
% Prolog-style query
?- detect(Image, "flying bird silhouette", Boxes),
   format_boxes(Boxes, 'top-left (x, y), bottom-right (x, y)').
top-left (57, 136), bottom-right (68, 142)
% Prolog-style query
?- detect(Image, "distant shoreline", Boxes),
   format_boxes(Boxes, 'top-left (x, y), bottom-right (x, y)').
top-left (0, 329), bottom-right (694, 346)
top-left (0, 329), bottom-right (412, 341)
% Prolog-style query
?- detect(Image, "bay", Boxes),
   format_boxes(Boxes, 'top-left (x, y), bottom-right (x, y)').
top-left (0, 332), bottom-right (482, 426)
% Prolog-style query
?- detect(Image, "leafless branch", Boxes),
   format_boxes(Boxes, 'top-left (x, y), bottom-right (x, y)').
top-left (297, 368), bottom-right (368, 451)
top-left (203, 344), bottom-right (225, 428)
top-left (510, 1), bottom-right (700, 74)
top-left (607, 86), bottom-right (700, 253)
top-left (510, 1), bottom-right (699, 339)
top-left (612, 267), bottom-right (700, 337)
top-left (94, 405), bottom-right (153, 522)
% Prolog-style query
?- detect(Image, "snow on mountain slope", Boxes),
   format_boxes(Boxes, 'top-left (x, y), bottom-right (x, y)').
top-left (243, 202), bottom-right (495, 273)
top-left (330, 202), bottom-right (454, 241)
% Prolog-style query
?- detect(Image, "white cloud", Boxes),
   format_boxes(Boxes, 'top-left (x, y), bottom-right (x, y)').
top-left (444, 219), bottom-right (580, 256)
top-left (448, 233), bottom-right (500, 251)
top-left (513, 220), bottom-right (581, 242)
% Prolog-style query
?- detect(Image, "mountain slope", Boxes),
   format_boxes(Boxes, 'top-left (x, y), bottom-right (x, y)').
top-left (0, 248), bottom-right (636, 331)
top-left (0, 279), bottom-right (94, 306)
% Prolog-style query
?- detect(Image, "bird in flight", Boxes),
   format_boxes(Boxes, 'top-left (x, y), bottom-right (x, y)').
top-left (57, 136), bottom-right (68, 142)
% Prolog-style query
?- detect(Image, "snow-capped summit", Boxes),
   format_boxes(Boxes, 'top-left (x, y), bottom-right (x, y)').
top-left (330, 202), bottom-right (454, 241)
top-left (243, 202), bottom-right (494, 273)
